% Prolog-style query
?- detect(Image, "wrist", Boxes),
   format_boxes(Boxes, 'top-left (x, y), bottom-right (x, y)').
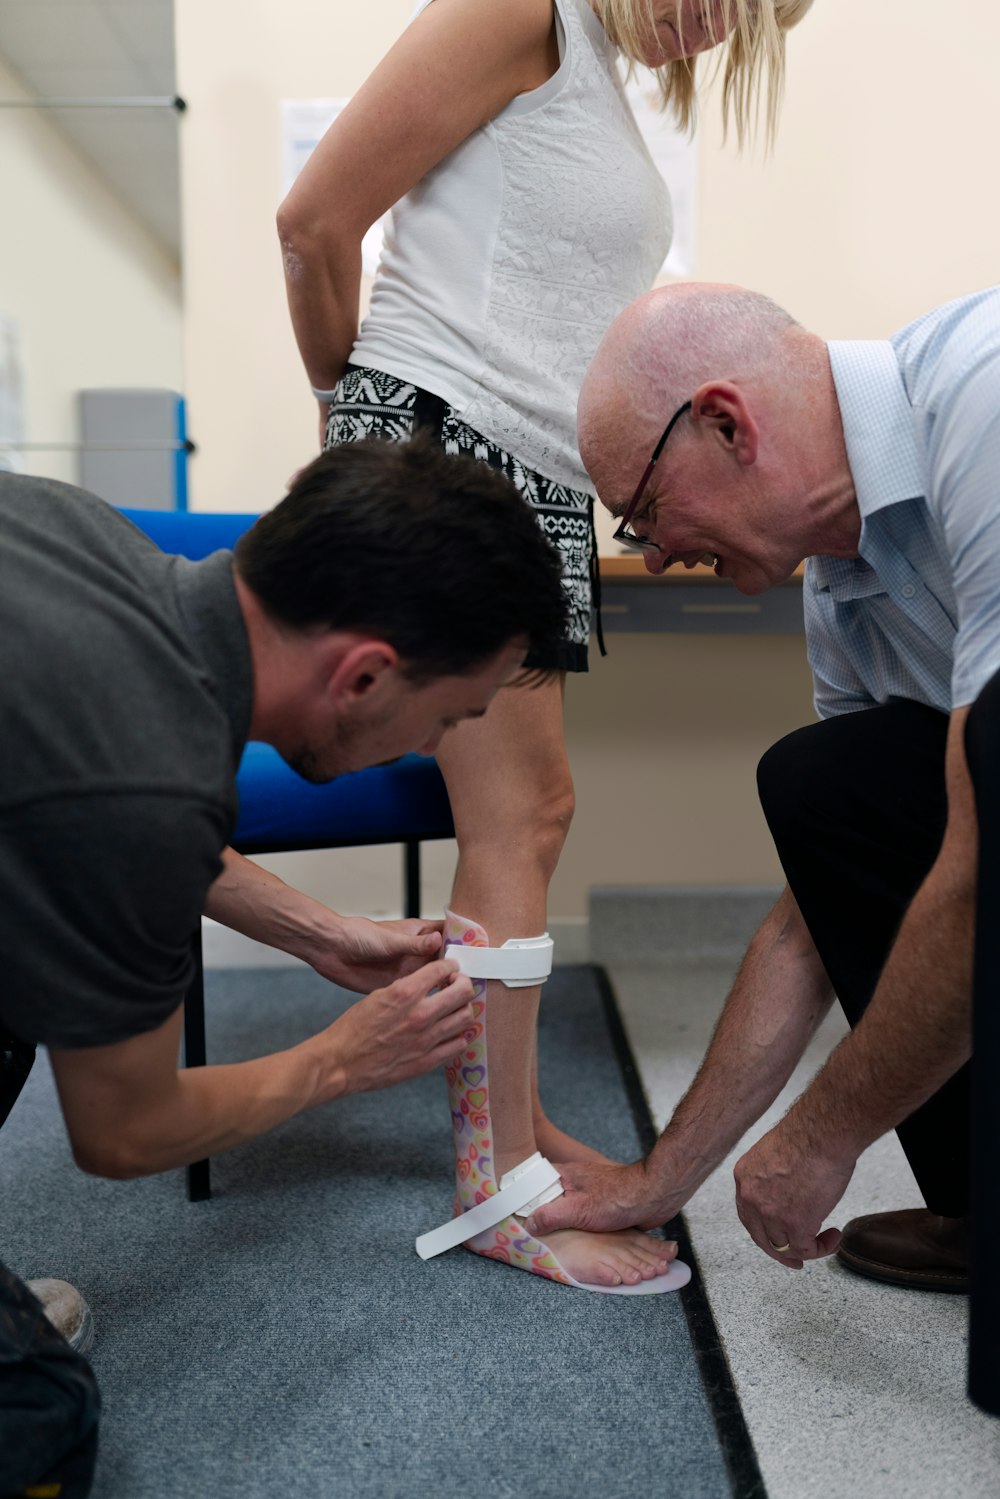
top-left (780, 1087), bottom-right (870, 1168)
top-left (644, 1132), bottom-right (714, 1214)
top-left (290, 906), bottom-right (350, 975)
top-left (294, 1025), bottom-right (349, 1108)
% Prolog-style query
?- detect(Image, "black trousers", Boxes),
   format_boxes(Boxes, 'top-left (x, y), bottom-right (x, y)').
top-left (758, 690), bottom-right (999, 1415)
top-left (964, 670), bottom-right (1000, 1414)
top-left (757, 699), bottom-right (968, 1212)
top-left (0, 1027), bottom-right (100, 1498)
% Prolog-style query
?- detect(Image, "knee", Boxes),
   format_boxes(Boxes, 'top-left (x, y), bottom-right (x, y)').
top-left (524, 774), bottom-right (576, 879)
top-left (757, 723), bottom-right (821, 845)
top-left (483, 769), bottom-right (575, 879)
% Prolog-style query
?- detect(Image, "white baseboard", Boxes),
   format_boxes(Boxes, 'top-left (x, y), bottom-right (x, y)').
top-left (201, 915), bottom-right (590, 969)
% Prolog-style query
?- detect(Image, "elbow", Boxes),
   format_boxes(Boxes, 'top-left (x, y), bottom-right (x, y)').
top-left (276, 202), bottom-right (306, 284)
top-left (275, 195), bottom-right (299, 248)
top-left (276, 198), bottom-right (325, 279)
top-left (71, 1132), bottom-right (154, 1181)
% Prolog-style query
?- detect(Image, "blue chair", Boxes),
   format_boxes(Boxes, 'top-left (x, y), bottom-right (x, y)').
top-left (118, 508), bottom-right (455, 1200)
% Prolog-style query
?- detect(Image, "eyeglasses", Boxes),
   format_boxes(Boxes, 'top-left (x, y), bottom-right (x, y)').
top-left (612, 399), bottom-right (692, 552)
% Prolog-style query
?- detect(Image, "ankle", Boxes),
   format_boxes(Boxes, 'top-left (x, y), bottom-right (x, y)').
top-left (492, 1140), bottom-right (539, 1185)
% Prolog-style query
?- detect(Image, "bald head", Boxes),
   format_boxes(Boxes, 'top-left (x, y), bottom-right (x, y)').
top-left (578, 282), bottom-right (804, 497)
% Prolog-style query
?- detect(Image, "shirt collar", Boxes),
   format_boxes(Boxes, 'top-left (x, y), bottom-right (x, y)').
top-left (812, 340), bottom-right (925, 594)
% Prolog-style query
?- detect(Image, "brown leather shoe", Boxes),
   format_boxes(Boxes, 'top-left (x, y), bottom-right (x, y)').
top-left (836, 1208), bottom-right (969, 1292)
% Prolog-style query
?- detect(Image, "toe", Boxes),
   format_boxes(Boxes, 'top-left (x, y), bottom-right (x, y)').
top-left (626, 1234), bottom-right (673, 1270)
top-left (595, 1261), bottom-right (624, 1286)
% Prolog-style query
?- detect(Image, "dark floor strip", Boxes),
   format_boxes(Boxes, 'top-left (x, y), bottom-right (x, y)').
top-left (595, 965), bottom-right (768, 1499)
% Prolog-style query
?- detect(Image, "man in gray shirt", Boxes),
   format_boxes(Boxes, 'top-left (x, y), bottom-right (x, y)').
top-left (0, 434), bottom-right (566, 1495)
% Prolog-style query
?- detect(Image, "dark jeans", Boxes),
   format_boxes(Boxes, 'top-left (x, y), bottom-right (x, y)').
top-left (0, 1026), bottom-right (100, 1497)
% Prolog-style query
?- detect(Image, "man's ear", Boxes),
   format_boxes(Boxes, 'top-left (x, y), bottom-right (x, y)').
top-left (691, 381), bottom-right (758, 467)
top-left (325, 639), bottom-right (401, 710)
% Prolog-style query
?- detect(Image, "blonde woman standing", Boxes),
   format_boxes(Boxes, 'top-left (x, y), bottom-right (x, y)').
top-left (279, 0), bottom-right (812, 1292)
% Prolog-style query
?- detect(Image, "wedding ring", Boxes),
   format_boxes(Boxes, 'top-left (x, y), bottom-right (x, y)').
top-left (768, 1238), bottom-right (792, 1253)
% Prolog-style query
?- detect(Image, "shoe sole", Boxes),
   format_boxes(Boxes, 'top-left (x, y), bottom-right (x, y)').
top-left (836, 1246), bottom-right (969, 1293)
top-left (66, 1305), bottom-right (96, 1357)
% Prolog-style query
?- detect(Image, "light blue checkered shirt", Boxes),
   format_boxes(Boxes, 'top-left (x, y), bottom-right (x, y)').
top-left (805, 287), bottom-right (1000, 718)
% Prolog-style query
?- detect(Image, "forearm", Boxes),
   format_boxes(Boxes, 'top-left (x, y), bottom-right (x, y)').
top-left (110, 1038), bottom-right (342, 1178)
top-left (783, 872), bottom-right (974, 1161)
top-left (646, 888), bottom-right (835, 1205)
top-left (54, 1013), bottom-right (345, 1181)
top-left (205, 847), bottom-right (342, 969)
top-left (54, 956), bottom-right (474, 1179)
top-left (278, 216), bottom-right (362, 394)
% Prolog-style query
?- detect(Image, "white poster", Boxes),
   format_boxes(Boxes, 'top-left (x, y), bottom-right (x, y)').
top-left (0, 314), bottom-right (25, 472)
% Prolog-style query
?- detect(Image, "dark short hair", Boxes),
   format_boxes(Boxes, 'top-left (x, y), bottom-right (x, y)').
top-left (234, 434), bottom-right (567, 680)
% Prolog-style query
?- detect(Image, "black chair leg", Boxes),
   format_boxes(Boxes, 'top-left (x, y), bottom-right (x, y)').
top-left (403, 841), bottom-right (421, 919)
top-left (183, 931), bottom-right (212, 1202)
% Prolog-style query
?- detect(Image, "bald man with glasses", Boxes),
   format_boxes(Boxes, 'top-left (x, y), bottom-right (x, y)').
top-left (522, 280), bottom-right (1000, 1415)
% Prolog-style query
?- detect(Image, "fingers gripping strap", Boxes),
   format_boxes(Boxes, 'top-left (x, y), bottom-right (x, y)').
top-left (444, 933), bottom-right (553, 989)
top-left (415, 1153), bottom-right (562, 1260)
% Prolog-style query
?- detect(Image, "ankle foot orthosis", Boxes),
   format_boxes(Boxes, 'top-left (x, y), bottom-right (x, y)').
top-left (414, 910), bottom-right (691, 1296)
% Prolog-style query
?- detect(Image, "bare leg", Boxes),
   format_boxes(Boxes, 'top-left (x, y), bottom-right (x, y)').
top-left (531, 1032), bottom-right (616, 1166)
top-left (436, 676), bottom-right (676, 1287)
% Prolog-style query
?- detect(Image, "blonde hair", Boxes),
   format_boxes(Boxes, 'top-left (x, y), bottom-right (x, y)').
top-left (592, 0), bottom-right (814, 147)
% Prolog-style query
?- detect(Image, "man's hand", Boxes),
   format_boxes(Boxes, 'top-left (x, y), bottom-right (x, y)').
top-left (733, 1121), bottom-right (852, 1269)
top-left (324, 957), bottom-right (475, 1097)
top-left (306, 914), bottom-right (444, 994)
top-left (522, 1159), bottom-right (682, 1236)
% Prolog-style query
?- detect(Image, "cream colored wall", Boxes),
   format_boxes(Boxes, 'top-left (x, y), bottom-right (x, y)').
top-left (173, 0), bottom-right (1000, 919)
top-left (0, 54), bottom-right (182, 485)
top-left (174, 0), bottom-right (413, 511)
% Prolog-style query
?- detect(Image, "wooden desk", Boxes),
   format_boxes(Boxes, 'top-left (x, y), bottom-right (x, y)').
top-left (597, 557), bottom-right (805, 635)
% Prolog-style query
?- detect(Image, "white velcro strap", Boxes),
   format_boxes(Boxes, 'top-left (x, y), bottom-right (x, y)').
top-left (444, 933), bottom-right (553, 989)
top-left (415, 1153), bottom-right (562, 1261)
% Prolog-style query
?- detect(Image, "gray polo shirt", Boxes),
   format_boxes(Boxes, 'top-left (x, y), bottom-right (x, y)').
top-left (0, 475), bottom-right (253, 1048)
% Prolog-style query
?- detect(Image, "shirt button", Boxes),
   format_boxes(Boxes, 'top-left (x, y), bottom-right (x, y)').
top-left (902, 584), bottom-right (916, 598)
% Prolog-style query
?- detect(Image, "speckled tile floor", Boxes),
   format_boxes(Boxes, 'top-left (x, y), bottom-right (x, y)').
top-left (610, 956), bottom-right (1000, 1499)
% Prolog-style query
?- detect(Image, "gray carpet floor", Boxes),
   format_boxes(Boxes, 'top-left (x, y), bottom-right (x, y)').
top-left (2, 966), bottom-right (730, 1498)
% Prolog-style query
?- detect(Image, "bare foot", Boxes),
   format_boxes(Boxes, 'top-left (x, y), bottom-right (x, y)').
top-left (533, 1226), bottom-right (678, 1287)
top-left (533, 1115), bottom-right (617, 1167)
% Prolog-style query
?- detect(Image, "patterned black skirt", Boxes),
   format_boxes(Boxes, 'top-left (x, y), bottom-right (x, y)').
top-left (323, 365), bottom-right (600, 672)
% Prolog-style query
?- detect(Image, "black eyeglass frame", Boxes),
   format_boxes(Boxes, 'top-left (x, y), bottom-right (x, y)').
top-left (612, 398), bottom-right (693, 552)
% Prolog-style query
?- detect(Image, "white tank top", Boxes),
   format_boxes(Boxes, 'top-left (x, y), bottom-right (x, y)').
top-left (351, 0), bottom-right (672, 491)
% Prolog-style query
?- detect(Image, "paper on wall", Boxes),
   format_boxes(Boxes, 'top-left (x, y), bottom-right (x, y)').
top-left (0, 314), bottom-right (25, 472)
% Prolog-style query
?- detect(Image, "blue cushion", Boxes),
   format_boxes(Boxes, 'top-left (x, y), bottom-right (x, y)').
top-left (118, 507), bottom-right (260, 559)
top-left (233, 743), bottom-right (453, 854)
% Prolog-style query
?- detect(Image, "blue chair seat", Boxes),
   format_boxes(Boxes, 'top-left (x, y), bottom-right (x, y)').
top-left (234, 745), bottom-right (453, 854)
top-left (119, 506), bottom-right (261, 559)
